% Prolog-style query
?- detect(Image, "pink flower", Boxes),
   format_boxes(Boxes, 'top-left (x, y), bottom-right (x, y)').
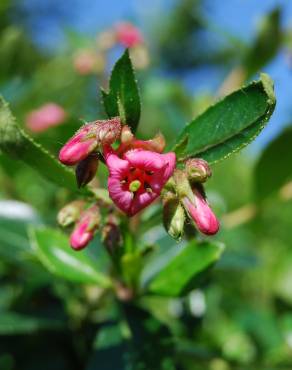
top-left (70, 205), bottom-right (100, 250)
top-left (59, 124), bottom-right (97, 166)
top-left (115, 22), bottom-right (143, 48)
top-left (26, 103), bottom-right (66, 133)
top-left (182, 188), bottom-right (219, 235)
top-left (104, 146), bottom-right (176, 216)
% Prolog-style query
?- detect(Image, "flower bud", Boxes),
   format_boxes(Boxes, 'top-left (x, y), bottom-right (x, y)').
top-left (96, 117), bottom-right (121, 145)
top-left (185, 158), bottom-right (211, 183)
top-left (57, 200), bottom-right (85, 227)
top-left (26, 103), bottom-right (66, 133)
top-left (162, 193), bottom-right (185, 241)
top-left (70, 205), bottom-right (101, 250)
top-left (59, 124), bottom-right (97, 166)
top-left (182, 186), bottom-right (219, 236)
top-left (101, 215), bottom-right (122, 254)
top-left (75, 153), bottom-right (99, 188)
top-left (115, 22), bottom-right (143, 48)
top-left (173, 169), bottom-right (195, 201)
top-left (133, 132), bottom-right (166, 153)
top-left (120, 125), bottom-right (134, 144)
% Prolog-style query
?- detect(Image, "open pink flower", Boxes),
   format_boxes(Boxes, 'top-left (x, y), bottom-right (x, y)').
top-left (59, 124), bottom-right (97, 166)
top-left (26, 103), bottom-right (66, 133)
top-left (115, 22), bottom-right (143, 48)
top-left (104, 146), bottom-right (176, 216)
top-left (182, 188), bottom-right (219, 235)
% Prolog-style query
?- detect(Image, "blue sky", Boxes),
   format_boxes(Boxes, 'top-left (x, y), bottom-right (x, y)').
top-left (17, 0), bottom-right (292, 148)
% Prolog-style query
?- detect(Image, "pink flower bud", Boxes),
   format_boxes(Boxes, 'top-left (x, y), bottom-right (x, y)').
top-left (75, 153), bottom-right (99, 188)
top-left (185, 158), bottom-right (211, 183)
top-left (26, 103), bottom-right (66, 133)
top-left (182, 187), bottom-right (219, 236)
top-left (59, 124), bottom-right (97, 166)
top-left (70, 205), bottom-right (101, 250)
top-left (115, 22), bottom-right (143, 48)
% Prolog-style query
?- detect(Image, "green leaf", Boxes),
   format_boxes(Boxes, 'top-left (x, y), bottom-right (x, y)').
top-left (254, 127), bottom-right (292, 201)
top-left (0, 312), bottom-right (64, 335)
top-left (173, 73), bottom-right (276, 164)
top-left (101, 49), bottom-right (141, 132)
top-left (29, 227), bottom-right (111, 287)
top-left (244, 8), bottom-right (282, 78)
top-left (147, 240), bottom-right (224, 296)
top-left (0, 96), bottom-right (77, 191)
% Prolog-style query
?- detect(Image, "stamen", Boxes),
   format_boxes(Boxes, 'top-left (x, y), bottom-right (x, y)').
top-left (145, 170), bottom-right (154, 176)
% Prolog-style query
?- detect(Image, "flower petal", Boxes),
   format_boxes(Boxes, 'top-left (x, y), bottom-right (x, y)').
top-left (123, 149), bottom-right (165, 171)
top-left (108, 177), bottom-right (133, 213)
top-left (130, 191), bottom-right (159, 216)
top-left (104, 146), bottom-right (130, 178)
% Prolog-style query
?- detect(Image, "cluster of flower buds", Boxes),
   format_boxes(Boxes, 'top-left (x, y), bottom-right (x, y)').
top-left (59, 117), bottom-right (176, 216)
top-left (57, 201), bottom-right (101, 250)
top-left (59, 117), bottom-right (121, 188)
top-left (162, 158), bottom-right (219, 240)
top-left (58, 117), bottom-right (176, 249)
top-left (58, 115), bottom-right (219, 250)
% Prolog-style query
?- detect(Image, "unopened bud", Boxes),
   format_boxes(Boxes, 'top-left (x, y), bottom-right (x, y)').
top-left (133, 132), bottom-right (166, 153)
top-left (57, 200), bottom-right (85, 227)
top-left (101, 215), bottom-right (122, 254)
top-left (59, 124), bottom-right (97, 166)
top-left (163, 194), bottom-right (185, 241)
top-left (121, 125), bottom-right (134, 144)
top-left (182, 186), bottom-right (219, 236)
top-left (185, 158), bottom-right (211, 183)
top-left (173, 169), bottom-right (195, 201)
top-left (70, 204), bottom-right (101, 250)
top-left (75, 153), bottom-right (99, 188)
top-left (95, 117), bottom-right (121, 145)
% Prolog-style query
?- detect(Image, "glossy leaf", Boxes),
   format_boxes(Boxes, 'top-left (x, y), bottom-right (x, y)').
top-left (29, 227), bottom-right (111, 287)
top-left (147, 240), bottom-right (224, 296)
top-left (101, 49), bottom-right (141, 132)
top-left (0, 96), bottom-right (77, 191)
top-left (254, 127), bottom-right (292, 201)
top-left (173, 74), bottom-right (276, 164)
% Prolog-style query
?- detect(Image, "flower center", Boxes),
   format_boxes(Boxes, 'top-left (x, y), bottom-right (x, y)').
top-left (129, 180), bottom-right (142, 192)
top-left (121, 167), bottom-right (154, 194)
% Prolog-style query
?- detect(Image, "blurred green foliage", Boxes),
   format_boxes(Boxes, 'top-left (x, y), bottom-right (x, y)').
top-left (0, 1), bottom-right (292, 370)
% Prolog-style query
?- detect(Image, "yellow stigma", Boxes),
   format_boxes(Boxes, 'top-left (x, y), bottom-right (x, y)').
top-left (129, 180), bottom-right (141, 192)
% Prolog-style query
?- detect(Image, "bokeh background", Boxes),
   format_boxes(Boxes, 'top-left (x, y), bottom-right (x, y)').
top-left (1, 0), bottom-right (292, 369)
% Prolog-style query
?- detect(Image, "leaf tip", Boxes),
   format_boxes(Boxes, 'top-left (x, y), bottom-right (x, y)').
top-left (260, 73), bottom-right (276, 106)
